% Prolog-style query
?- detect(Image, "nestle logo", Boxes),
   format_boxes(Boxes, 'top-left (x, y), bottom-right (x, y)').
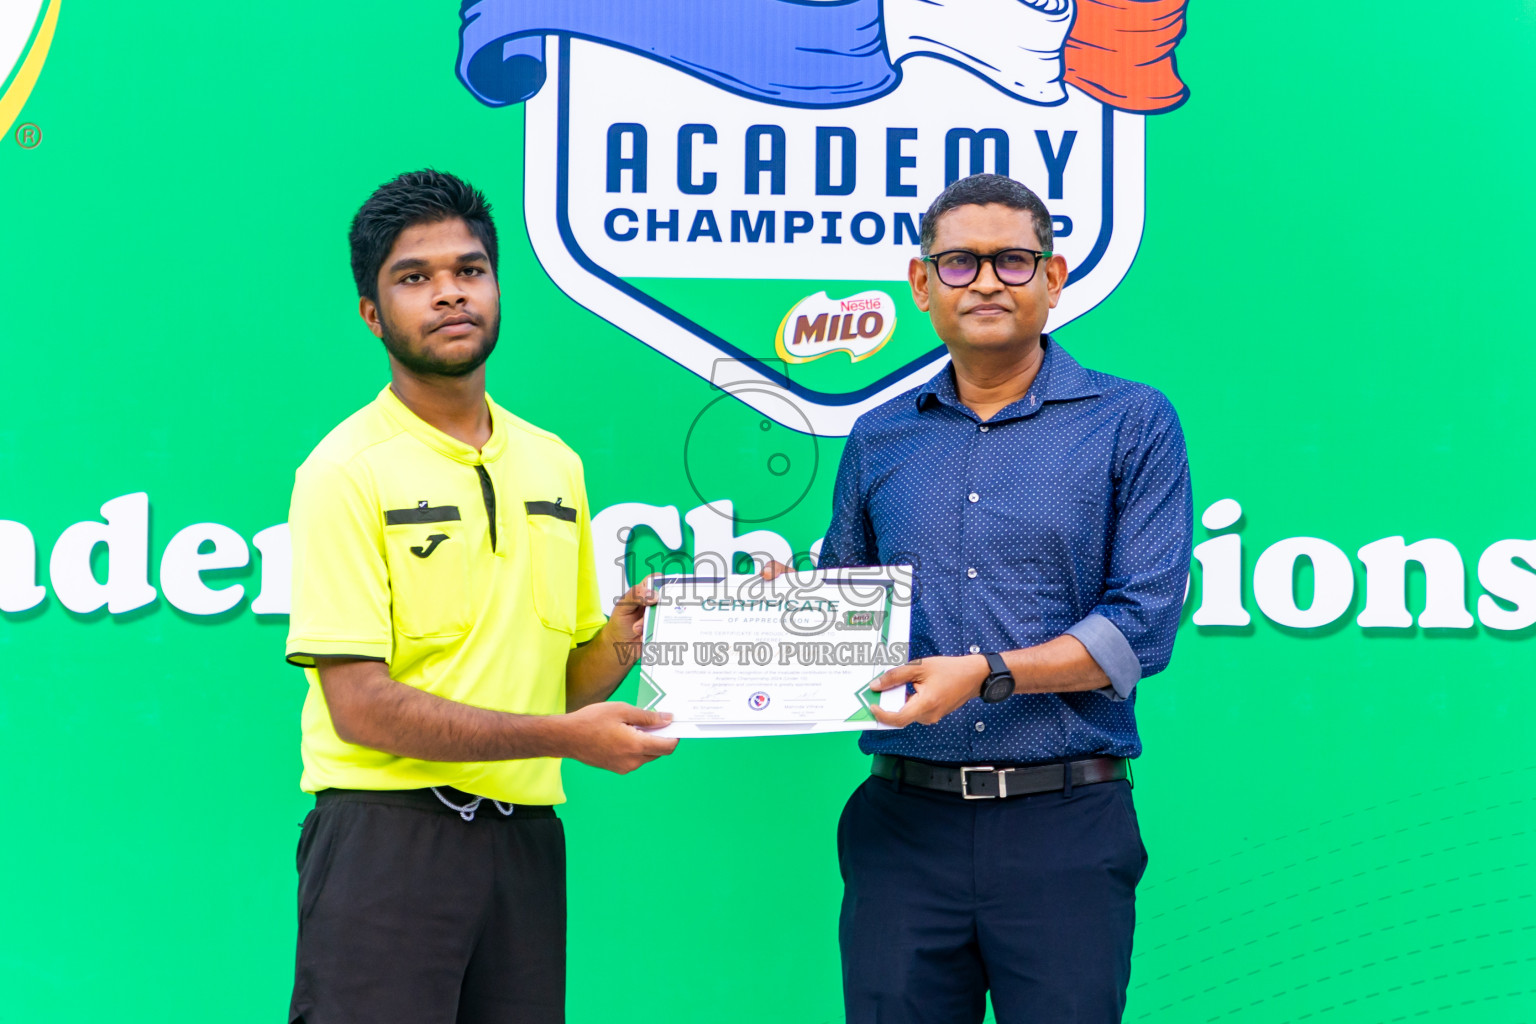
top-left (840, 298), bottom-right (882, 313)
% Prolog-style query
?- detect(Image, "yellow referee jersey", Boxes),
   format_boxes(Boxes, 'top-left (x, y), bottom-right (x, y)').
top-left (285, 386), bottom-right (607, 804)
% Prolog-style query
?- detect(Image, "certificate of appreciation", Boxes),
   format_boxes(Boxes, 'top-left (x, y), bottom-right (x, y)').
top-left (633, 567), bottom-right (913, 738)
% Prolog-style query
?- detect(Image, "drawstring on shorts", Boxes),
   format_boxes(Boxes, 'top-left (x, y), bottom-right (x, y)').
top-left (431, 787), bottom-right (516, 822)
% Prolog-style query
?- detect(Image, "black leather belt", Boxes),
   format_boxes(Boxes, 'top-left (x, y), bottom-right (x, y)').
top-left (872, 754), bottom-right (1129, 799)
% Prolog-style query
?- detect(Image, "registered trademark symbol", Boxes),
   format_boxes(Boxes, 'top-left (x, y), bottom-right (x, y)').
top-left (14, 123), bottom-right (41, 149)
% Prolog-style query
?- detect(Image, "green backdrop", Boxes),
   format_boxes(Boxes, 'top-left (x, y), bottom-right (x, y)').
top-left (2, 3), bottom-right (1533, 1021)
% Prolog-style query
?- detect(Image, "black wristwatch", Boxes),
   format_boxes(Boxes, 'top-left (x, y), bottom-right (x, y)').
top-left (979, 652), bottom-right (1015, 703)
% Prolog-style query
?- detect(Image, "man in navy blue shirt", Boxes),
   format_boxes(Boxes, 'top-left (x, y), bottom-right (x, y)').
top-left (813, 174), bottom-right (1192, 1023)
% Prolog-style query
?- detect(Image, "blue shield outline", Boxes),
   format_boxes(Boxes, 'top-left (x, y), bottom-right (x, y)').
top-left (547, 35), bottom-right (1122, 411)
top-left (513, 35), bottom-right (1147, 436)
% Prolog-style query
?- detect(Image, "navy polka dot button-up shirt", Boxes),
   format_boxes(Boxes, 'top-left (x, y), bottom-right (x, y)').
top-left (818, 337), bottom-right (1192, 764)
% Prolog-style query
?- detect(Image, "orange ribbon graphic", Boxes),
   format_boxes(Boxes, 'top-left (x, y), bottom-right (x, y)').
top-left (1066, 0), bottom-right (1189, 113)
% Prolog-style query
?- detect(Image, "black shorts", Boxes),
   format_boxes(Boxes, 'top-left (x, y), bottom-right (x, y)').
top-left (290, 787), bottom-right (566, 1024)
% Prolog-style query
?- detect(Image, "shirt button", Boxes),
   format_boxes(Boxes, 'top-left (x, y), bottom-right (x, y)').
top-left (968, 492), bottom-right (979, 503)
top-left (974, 721), bottom-right (986, 733)
top-left (968, 644), bottom-right (980, 654)
top-left (967, 568), bottom-right (978, 579)
top-left (979, 425), bottom-right (989, 433)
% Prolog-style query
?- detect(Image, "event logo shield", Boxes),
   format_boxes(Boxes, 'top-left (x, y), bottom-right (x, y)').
top-left (458, 0), bottom-right (1187, 436)
top-left (1, 0), bottom-right (60, 143)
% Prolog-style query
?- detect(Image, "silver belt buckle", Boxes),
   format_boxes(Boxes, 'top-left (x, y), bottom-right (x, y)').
top-left (961, 765), bottom-right (1015, 799)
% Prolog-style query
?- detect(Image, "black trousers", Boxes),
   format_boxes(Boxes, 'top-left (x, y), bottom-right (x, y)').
top-left (838, 774), bottom-right (1147, 1024)
top-left (290, 789), bottom-right (566, 1024)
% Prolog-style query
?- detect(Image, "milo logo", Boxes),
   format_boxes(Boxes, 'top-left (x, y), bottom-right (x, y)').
top-left (1, 1), bottom-right (60, 142)
top-left (777, 291), bottom-right (895, 365)
top-left (842, 610), bottom-right (882, 630)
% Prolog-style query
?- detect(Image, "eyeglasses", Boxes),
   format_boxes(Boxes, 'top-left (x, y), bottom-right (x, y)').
top-left (921, 248), bottom-right (1053, 288)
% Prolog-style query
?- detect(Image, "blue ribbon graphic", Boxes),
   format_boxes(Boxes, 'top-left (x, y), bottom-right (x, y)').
top-left (458, 0), bottom-right (898, 109)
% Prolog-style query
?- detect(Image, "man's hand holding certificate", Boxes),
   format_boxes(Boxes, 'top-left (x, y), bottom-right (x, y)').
top-left (628, 566), bottom-right (913, 738)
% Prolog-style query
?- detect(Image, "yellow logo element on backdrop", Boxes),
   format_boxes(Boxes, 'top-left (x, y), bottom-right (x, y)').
top-left (1, 0), bottom-right (60, 142)
top-left (776, 290), bottom-right (896, 365)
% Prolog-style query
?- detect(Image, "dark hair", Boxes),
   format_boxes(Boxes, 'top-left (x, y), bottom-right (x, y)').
top-left (918, 174), bottom-right (1053, 254)
top-left (348, 169), bottom-right (498, 301)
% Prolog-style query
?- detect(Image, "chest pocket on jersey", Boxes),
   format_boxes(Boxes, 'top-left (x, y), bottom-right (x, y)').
top-left (526, 500), bottom-right (579, 634)
top-left (383, 504), bottom-right (473, 639)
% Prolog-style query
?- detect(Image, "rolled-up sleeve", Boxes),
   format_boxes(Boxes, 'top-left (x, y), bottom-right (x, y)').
top-left (1074, 390), bottom-right (1192, 697)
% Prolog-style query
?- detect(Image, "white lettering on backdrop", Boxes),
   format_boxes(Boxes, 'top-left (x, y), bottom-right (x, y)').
top-left (1, 494), bottom-right (1533, 636)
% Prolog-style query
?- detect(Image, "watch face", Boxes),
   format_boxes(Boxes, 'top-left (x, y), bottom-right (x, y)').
top-left (981, 674), bottom-right (1013, 703)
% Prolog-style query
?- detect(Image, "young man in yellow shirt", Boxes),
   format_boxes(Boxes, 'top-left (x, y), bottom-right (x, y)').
top-left (285, 169), bottom-right (676, 1024)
